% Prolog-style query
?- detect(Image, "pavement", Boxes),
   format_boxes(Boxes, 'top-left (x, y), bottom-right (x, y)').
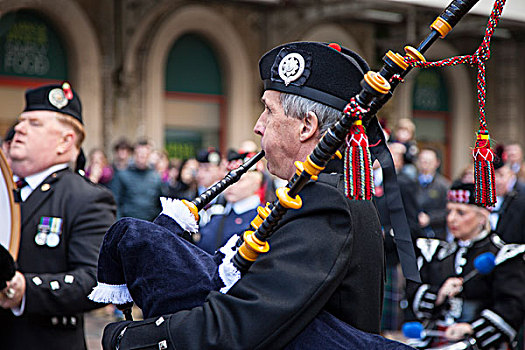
top-left (85, 307), bottom-right (114, 350)
top-left (85, 305), bottom-right (143, 350)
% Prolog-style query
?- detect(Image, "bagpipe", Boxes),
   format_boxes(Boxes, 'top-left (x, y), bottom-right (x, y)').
top-left (227, 0), bottom-right (508, 283)
top-left (93, 0), bottom-right (508, 348)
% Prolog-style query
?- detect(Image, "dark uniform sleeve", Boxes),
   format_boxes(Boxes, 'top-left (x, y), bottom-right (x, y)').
top-left (471, 248), bottom-right (525, 349)
top-left (409, 238), bottom-right (443, 320)
top-left (23, 184), bottom-right (116, 315)
top-left (104, 180), bottom-right (358, 350)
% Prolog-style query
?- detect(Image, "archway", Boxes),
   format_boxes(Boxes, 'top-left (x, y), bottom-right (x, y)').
top-left (129, 5), bottom-right (254, 151)
top-left (0, 1), bottom-right (103, 150)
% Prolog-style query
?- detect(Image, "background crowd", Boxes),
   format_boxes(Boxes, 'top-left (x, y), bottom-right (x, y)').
top-left (1, 108), bottom-right (524, 349)
top-left (75, 115), bottom-right (525, 347)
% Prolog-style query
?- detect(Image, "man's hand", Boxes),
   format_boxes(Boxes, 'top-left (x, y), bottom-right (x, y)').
top-left (0, 271), bottom-right (25, 309)
top-left (436, 277), bottom-right (463, 305)
top-left (445, 323), bottom-right (473, 341)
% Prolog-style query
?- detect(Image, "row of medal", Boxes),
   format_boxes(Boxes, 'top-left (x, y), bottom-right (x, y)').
top-left (35, 216), bottom-right (62, 248)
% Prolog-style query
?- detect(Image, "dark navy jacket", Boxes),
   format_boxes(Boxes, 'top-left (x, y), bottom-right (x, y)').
top-left (195, 195), bottom-right (260, 254)
top-left (0, 168), bottom-right (116, 350)
top-left (103, 173), bottom-right (385, 349)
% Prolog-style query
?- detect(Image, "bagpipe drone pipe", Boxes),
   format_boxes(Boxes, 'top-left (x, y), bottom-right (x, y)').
top-left (91, 0), bottom-right (507, 348)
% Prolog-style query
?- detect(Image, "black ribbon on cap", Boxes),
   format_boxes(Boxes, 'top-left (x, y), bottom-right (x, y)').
top-left (75, 149), bottom-right (86, 173)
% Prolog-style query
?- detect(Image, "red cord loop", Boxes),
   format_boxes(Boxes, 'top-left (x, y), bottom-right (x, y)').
top-left (404, 0), bottom-right (506, 206)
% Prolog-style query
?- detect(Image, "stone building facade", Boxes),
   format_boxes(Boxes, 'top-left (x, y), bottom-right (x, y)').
top-left (0, 0), bottom-right (523, 178)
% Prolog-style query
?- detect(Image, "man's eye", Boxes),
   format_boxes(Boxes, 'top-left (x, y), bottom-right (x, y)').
top-left (29, 120), bottom-right (41, 126)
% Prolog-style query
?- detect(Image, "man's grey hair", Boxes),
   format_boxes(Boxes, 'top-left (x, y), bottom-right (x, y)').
top-left (279, 93), bottom-right (342, 136)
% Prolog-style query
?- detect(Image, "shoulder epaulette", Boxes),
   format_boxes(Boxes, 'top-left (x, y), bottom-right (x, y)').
top-left (490, 233), bottom-right (506, 249)
top-left (495, 244), bottom-right (525, 266)
top-left (416, 238), bottom-right (441, 263)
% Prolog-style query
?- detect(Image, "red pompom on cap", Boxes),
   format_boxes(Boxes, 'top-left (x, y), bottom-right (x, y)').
top-left (62, 82), bottom-right (73, 100)
top-left (328, 43), bottom-right (341, 52)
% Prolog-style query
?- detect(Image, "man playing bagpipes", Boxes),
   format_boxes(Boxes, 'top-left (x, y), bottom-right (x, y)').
top-left (94, 42), bottom-right (415, 350)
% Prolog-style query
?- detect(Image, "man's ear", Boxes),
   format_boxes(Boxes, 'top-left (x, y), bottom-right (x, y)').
top-left (56, 129), bottom-right (75, 155)
top-left (299, 111), bottom-right (319, 142)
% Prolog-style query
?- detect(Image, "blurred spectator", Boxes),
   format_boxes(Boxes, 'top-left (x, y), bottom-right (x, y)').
top-left (110, 139), bottom-right (163, 221)
top-left (196, 147), bottom-right (225, 194)
top-left (112, 138), bottom-right (133, 172)
top-left (238, 139), bottom-right (282, 204)
top-left (150, 149), bottom-right (171, 195)
top-left (152, 149), bottom-right (170, 183)
top-left (490, 161), bottom-right (525, 244)
top-left (416, 147), bottom-right (450, 240)
top-left (194, 150), bottom-right (263, 254)
top-left (504, 142), bottom-right (525, 181)
top-left (169, 158), bottom-right (199, 200)
top-left (166, 158), bottom-right (182, 192)
top-left (85, 148), bottom-right (113, 187)
top-left (409, 181), bottom-right (525, 350)
top-left (237, 139), bottom-right (273, 203)
top-left (392, 118), bottom-right (418, 180)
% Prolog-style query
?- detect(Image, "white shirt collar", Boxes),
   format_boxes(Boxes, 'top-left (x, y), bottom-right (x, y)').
top-left (15, 163), bottom-right (69, 201)
top-left (457, 229), bottom-right (490, 247)
top-left (232, 195), bottom-right (261, 215)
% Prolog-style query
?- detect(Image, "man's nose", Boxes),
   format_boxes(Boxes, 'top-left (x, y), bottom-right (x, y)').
top-left (14, 121), bottom-right (24, 134)
top-left (253, 118), bottom-right (263, 136)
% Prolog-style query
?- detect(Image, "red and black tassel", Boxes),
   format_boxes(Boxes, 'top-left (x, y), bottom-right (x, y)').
top-left (344, 119), bottom-right (374, 200)
top-left (472, 129), bottom-right (495, 206)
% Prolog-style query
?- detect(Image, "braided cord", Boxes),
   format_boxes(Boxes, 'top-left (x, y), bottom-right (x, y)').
top-left (404, 0), bottom-right (506, 207)
top-left (405, 0), bottom-right (506, 132)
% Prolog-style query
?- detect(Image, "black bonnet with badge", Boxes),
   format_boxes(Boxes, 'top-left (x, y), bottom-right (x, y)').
top-left (259, 42), bottom-right (370, 112)
top-left (23, 82), bottom-right (83, 124)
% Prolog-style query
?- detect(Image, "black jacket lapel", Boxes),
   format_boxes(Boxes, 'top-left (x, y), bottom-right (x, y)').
top-left (21, 170), bottom-right (64, 227)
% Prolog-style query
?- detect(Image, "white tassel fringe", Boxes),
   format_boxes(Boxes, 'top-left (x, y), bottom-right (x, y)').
top-left (88, 282), bottom-right (133, 304)
top-left (160, 197), bottom-right (199, 233)
top-left (218, 234), bottom-right (242, 293)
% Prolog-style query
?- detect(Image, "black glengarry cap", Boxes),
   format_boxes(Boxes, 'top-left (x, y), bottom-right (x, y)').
top-left (259, 42), bottom-right (370, 111)
top-left (23, 82), bottom-right (82, 124)
top-left (196, 147), bottom-right (221, 165)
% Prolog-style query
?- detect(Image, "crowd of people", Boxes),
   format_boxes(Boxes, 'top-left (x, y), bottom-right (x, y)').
top-left (0, 40), bottom-right (523, 350)
top-left (377, 118), bottom-right (525, 350)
